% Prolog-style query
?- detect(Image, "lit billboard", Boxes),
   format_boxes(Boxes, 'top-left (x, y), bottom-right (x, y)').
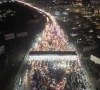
top-left (29, 55), bottom-right (78, 61)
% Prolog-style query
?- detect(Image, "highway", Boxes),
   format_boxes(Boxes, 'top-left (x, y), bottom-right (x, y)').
top-left (14, 0), bottom-right (90, 90)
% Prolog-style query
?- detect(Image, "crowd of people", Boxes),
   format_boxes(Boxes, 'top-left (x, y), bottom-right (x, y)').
top-left (27, 59), bottom-right (90, 90)
top-left (33, 17), bottom-right (75, 51)
top-left (27, 12), bottom-right (89, 90)
top-left (24, 4), bottom-right (89, 90)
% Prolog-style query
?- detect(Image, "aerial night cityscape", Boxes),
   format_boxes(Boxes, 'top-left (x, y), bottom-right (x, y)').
top-left (0, 0), bottom-right (100, 90)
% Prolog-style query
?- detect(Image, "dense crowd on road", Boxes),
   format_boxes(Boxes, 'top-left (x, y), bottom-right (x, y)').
top-left (27, 59), bottom-right (90, 90)
top-left (33, 17), bottom-right (75, 51)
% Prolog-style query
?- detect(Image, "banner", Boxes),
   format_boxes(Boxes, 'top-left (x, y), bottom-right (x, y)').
top-left (16, 32), bottom-right (28, 37)
top-left (4, 33), bottom-right (15, 40)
